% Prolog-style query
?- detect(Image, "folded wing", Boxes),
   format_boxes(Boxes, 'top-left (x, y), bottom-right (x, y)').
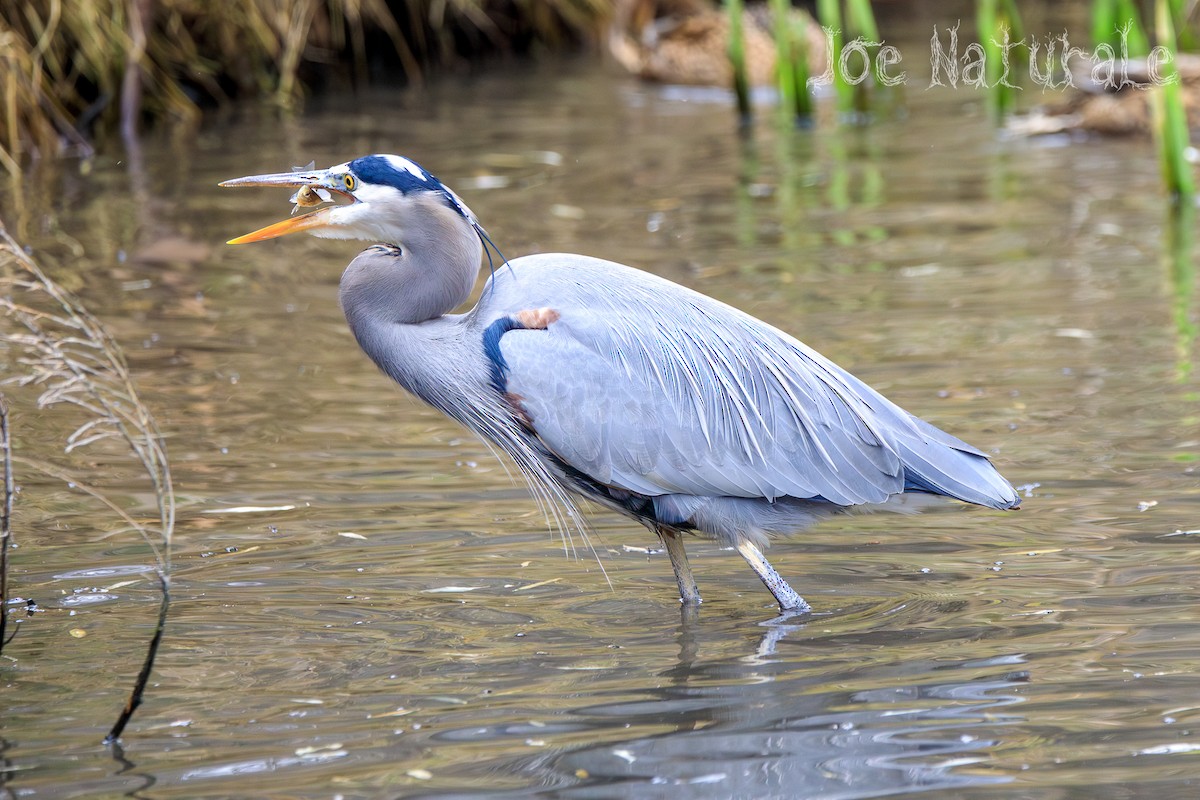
top-left (495, 262), bottom-right (1017, 511)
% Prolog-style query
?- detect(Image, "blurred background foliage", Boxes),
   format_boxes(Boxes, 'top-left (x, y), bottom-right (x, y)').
top-left (0, 0), bottom-right (610, 171)
top-left (1, 0), bottom-right (1198, 181)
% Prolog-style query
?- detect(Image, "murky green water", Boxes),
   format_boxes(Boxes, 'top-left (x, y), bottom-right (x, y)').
top-left (5, 6), bottom-right (1200, 798)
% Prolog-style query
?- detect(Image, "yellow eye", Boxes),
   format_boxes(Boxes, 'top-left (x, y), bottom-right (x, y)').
top-left (343, 174), bottom-right (357, 191)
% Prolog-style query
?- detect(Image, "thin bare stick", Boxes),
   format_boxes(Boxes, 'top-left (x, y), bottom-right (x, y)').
top-left (104, 572), bottom-right (169, 743)
top-left (0, 396), bottom-right (12, 651)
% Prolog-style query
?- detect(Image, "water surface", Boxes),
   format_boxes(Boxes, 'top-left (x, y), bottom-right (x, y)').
top-left (4, 11), bottom-right (1200, 799)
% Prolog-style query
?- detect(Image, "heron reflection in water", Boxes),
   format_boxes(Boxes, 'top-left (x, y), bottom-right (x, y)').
top-left (221, 154), bottom-right (1019, 611)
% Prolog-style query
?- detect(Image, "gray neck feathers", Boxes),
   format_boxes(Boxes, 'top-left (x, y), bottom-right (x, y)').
top-left (337, 194), bottom-right (483, 409)
top-left (339, 195), bottom-right (481, 326)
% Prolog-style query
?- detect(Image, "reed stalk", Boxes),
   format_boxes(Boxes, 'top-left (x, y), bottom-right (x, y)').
top-left (814, 0), bottom-right (882, 117)
top-left (769, 0), bottom-right (812, 122)
top-left (816, 0), bottom-right (852, 112)
top-left (1167, 202), bottom-right (1196, 382)
top-left (845, 0), bottom-right (874, 115)
top-left (727, 0), bottom-right (753, 125)
top-left (0, 220), bottom-right (175, 741)
top-left (1, 0), bottom-right (609, 172)
top-left (769, 0), bottom-right (795, 117)
top-left (1151, 0), bottom-right (1195, 200)
top-left (1092, 0), bottom-right (1151, 55)
top-left (1092, 0), bottom-right (1116, 51)
top-left (1167, 0), bottom-right (1197, 51)
top-left (977, 0), bottom-right (1026, 117)
top-left (790, 10), bottom-right (814, 120)
top-left (844, 0), bottom-right (879, 42)
top-left (0, 397), bottom-right (11, 652)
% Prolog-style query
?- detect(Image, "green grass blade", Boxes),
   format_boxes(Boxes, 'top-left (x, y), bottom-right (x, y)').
top-left (727, 0), bottom-right (753, 124)
top-left (1152, 0), bottom-right (1195, 199)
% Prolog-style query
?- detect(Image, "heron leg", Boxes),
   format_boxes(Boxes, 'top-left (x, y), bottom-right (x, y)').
top-left (657, 526), bottom-right (702, 606)
top-left (735, 539), bottom-right (810, 612)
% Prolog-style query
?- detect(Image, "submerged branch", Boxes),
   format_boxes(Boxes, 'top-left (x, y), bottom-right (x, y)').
top-left (105, 572), bottom-right (170, 744)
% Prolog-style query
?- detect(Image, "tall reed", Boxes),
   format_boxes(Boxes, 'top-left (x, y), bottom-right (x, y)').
top-left (977, 0), bottom-right (1026, 117)
top-left (814, 0), bottom-right (883, 117)
top-left (1166, 202), bottom-right (1195, 382)
top-left (0, 220), bottom-right (175, 741)
top-left (769, 0), bottom-right (812, 121)
top-left (1167, 0), bottom-right (1197, 51)
top-left (1092, 0), bottom-right (1151, 55)
top-left (1, 0), bottom-right (609, 173)
top-left (1151, 0), bottom-right (1194, 200)
top-left (0, 397), bottom-right (11, 652)
top-left (815, 0), bottom-right (851, 111)
top-left (725, 0), bottom-right (753, 124)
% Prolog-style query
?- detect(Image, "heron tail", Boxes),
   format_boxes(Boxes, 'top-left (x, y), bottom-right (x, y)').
top-left (898, 415), bottom-right (1021, 510)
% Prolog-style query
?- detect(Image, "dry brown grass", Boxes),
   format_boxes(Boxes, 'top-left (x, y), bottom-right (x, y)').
top-left (0, 0), bottom-right (610, 174)
top-left (0, 218), bottom-right (176, 738)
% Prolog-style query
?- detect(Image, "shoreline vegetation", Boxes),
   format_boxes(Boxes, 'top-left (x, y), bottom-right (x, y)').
top-left (0, 0), bottom-right (609, 173)
top-left (1, 1), bottom-right (1197, 175)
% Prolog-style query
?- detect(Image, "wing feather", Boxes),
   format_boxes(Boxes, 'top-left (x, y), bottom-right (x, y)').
top-left (486, 255), bottom-right (1017, 510)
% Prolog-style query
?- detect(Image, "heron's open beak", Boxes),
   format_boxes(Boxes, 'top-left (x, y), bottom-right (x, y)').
top-left (219, 169), bottom-right (354, 244)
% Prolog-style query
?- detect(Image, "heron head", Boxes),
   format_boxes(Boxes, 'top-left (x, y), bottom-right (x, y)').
top-left (220, 154), bottom-right (477, 245)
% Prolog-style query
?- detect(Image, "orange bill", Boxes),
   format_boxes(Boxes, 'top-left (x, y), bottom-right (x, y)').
top-left (226, 207), bottom-right (334, 244)
top-left (220, 168), bottom-right (351, 245)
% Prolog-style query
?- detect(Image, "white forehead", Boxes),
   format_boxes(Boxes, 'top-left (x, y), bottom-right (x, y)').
top-left (380, 154), bottom-right (426, 179)
top-left (335, 155), bottom-right (426, 177)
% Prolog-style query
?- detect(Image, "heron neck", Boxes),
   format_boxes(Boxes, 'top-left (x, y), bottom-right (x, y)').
top-left (346, 303), bottom-right (471, 413)
top-left (339, 204), bottom-right (483, 325)
top-left (338, 207), bottom-right (485, 412)
top-left (387, 237), bottom-right (479, 325)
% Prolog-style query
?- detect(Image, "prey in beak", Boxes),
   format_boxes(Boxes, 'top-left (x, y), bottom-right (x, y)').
top-left (219, 165), bottom-right (357, 244)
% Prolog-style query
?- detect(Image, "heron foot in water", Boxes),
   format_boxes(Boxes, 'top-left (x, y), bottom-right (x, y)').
top-left (736, 539), bottom-right (809, 612)
top-left (658, 526), bottom-right (702, 606)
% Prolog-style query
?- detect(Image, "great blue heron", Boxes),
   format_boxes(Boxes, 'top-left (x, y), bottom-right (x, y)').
top-left (221, 154), bottom-right (1019, 611)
